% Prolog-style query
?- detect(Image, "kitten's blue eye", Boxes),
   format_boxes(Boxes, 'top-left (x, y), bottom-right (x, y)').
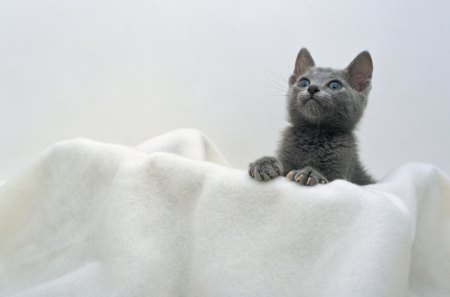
top-left (298, 78), bottom-right (310, 88)
top-left (328, 81), bottom-right (342, 90)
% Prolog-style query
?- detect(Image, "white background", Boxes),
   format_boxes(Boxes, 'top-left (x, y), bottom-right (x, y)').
top-left (1, 0), bottom-right (449, 180)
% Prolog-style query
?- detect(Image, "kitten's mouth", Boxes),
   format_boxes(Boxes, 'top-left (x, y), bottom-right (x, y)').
top-left (304, 96), bottom-right (323, 107)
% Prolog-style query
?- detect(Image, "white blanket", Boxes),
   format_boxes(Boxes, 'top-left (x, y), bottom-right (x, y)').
top-left (1, 129), bottom-right (449, 297)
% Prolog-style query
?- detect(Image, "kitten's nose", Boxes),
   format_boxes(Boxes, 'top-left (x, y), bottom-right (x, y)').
top-left (307, 85), bottom-right (320, 94)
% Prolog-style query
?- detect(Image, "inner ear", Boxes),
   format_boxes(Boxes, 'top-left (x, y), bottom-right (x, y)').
top-left (292, 48), bottom-right (315, 82)
top-left (289, 75), bottom-right (297, 86)
top-left (345, 51), bottom-right (373, 92)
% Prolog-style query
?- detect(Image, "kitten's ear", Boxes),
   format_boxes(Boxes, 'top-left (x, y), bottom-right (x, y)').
top-left (345, 51), bottom-right (373, 92)
top-left (289, 48), bottom-right (315, 85)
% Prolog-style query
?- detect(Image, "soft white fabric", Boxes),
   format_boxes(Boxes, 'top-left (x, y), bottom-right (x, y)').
top-left (0, 129), bottom-right (449, 297)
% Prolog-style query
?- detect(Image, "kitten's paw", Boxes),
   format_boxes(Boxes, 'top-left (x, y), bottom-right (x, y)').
top-left (249, 157), bottom-right (283, 181)
top-left (286, 167), bottom-right (328, 186)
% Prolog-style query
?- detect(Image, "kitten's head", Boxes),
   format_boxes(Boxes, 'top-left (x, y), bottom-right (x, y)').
top-left (287, 48), bottom-right (373, 130)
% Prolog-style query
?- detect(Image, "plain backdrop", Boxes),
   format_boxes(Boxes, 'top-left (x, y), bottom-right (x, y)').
top-left (1, 0), bottom-right (449, 180)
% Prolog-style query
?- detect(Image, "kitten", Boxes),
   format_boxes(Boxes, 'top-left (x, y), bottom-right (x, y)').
top-left (249, 48), bottom-right (375, 186)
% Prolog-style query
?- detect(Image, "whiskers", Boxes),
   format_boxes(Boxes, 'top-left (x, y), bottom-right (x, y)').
top-left (256, 71), bottom-right (290, 104)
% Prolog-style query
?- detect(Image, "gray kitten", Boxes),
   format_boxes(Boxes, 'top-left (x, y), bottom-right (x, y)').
top-left (249, 48), bottom-right (375, 186)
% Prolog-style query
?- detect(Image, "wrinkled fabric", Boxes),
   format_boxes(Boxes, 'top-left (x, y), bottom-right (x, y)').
top-left (0, 129), bottom-right (449, 297)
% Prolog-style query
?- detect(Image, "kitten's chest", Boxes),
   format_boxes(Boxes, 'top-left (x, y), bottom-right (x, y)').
top-left (295, 137), bottom-right (338, 161)
top-left (279, 130), bottom-right (350, 167)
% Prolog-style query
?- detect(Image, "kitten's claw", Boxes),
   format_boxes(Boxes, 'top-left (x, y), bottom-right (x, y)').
top-left (274, 166), bottom-right (280, 175)
top-left (249, 157), bottom-right (284, 181)
top-left (286, 167), bottom-right (328, 186)
top-left (295, 173), bottom-right (304, 183)
top-left (286, 171), bottom-right (295, 181)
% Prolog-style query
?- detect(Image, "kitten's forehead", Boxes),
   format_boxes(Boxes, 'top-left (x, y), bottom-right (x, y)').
top-left (304, 67), bottom-right (345, 81)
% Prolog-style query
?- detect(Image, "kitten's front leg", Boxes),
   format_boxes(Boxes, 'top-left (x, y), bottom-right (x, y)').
top-left (286, 166), bottom-right (328, 186)
top-left (249, 156), bottom-right (284, 181)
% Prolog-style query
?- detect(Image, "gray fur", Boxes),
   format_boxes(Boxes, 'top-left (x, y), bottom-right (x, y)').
top-left (249, 48), bottom-right (375, 186)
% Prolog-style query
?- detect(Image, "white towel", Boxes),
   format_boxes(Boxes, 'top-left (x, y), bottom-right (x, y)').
top-left (0, 129), bottom-right (449, 297)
